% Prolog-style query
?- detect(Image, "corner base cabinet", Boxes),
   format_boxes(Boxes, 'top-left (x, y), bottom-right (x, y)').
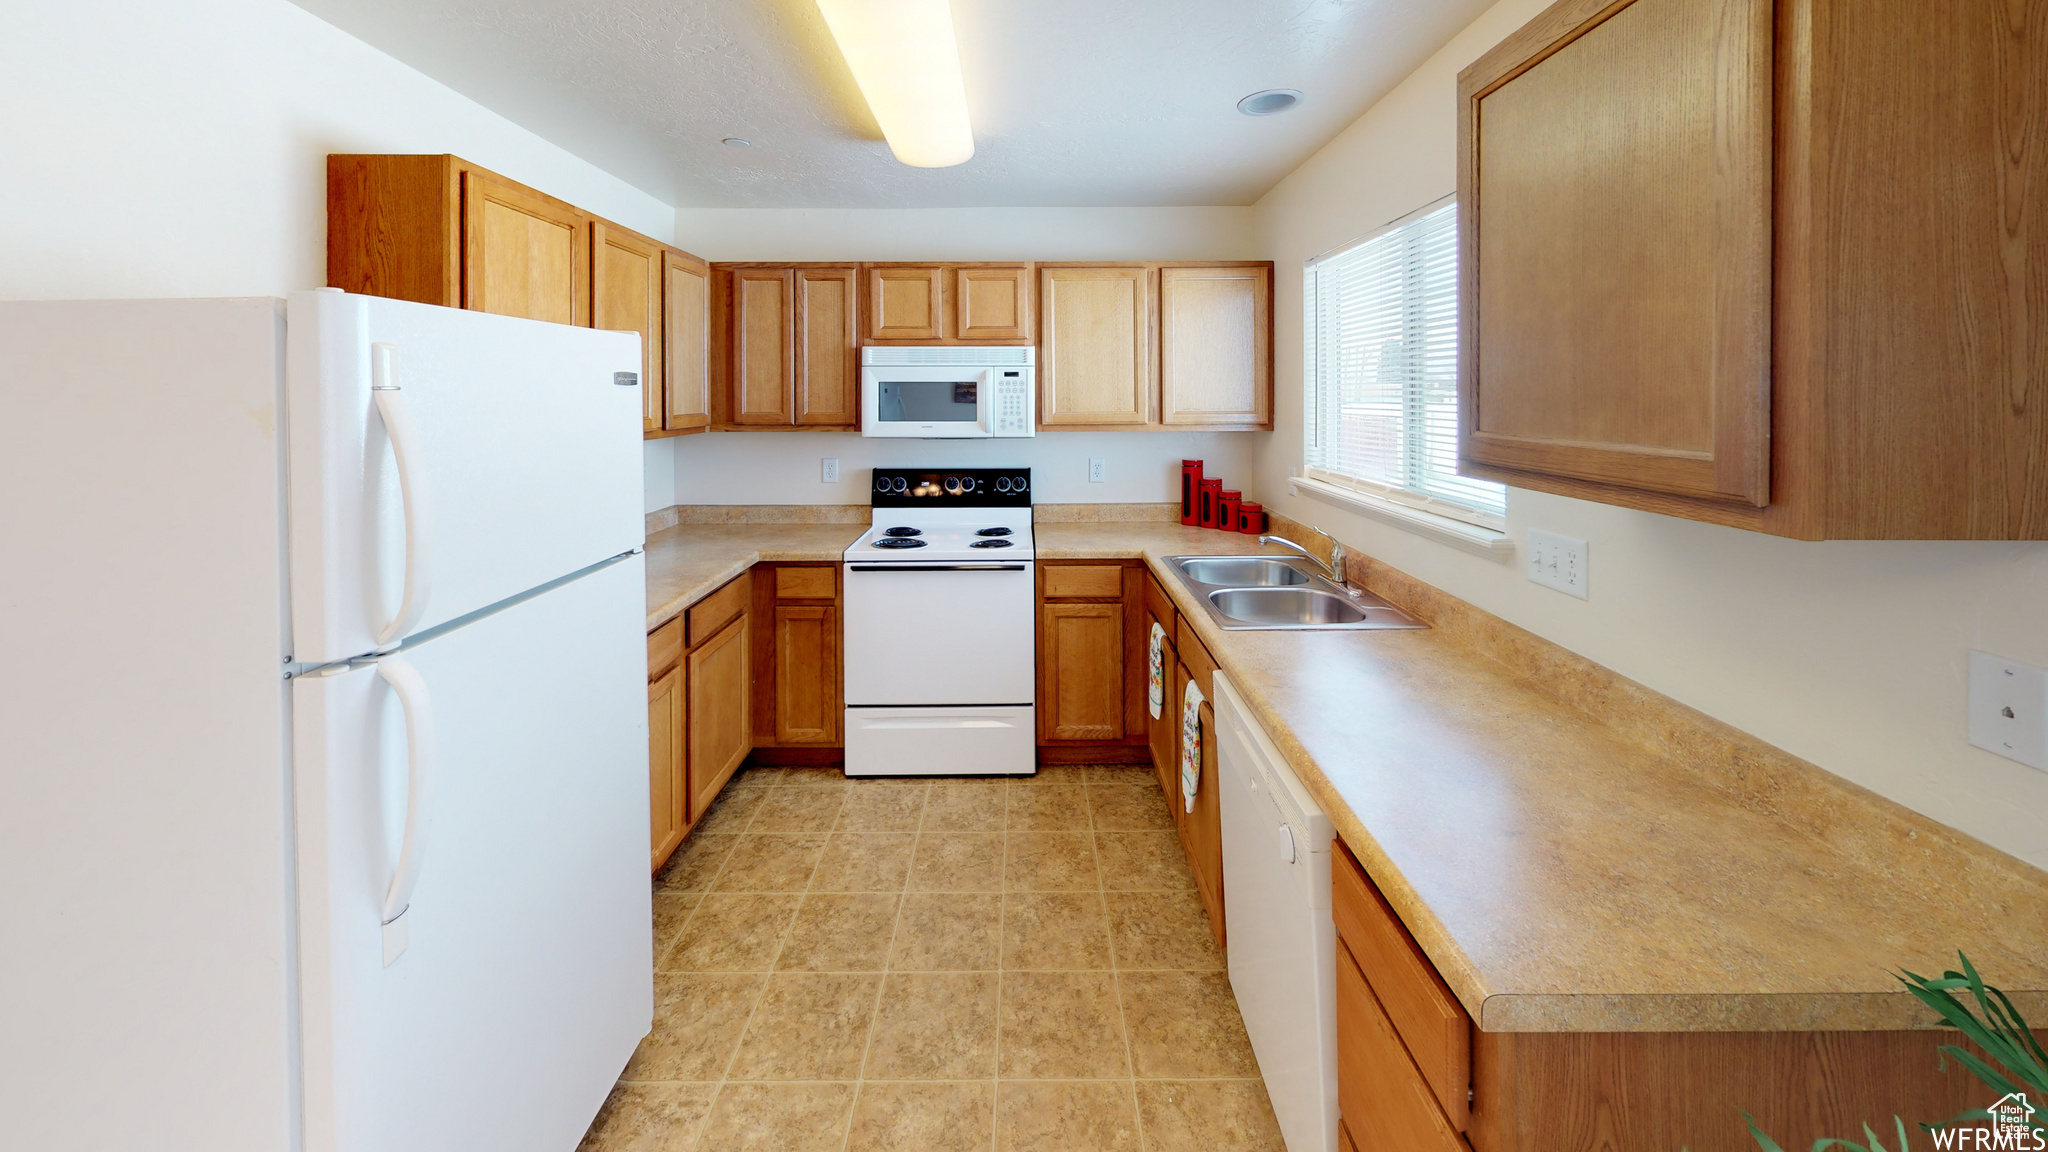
top-left (1332, 842), bottom-right (2007, 1151)
top-left (1458, 0), bottom-right (2048, 539)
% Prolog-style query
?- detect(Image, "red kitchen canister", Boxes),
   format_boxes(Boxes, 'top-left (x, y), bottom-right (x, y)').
top-left (1238, 501), bottom-right (1265, 534)
top-left (1198, 477), bottom-right (1224, 528)
top-left (1217, 490), bottom-right (1242, 533)
top-left (1180, 460), bottom-right (1204, 526)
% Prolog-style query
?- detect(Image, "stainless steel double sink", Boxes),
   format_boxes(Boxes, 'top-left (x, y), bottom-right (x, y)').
top-left (1165, 555), bottom-right (1427, 631)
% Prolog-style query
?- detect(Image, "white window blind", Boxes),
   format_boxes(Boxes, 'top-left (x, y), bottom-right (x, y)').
top-left (1304, 199), bottom-right (1505, 523)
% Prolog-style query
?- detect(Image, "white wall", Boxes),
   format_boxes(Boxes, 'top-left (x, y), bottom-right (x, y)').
top-left (664, 205), bottom-right (1265, 507)
top-left (2, 0), bottom-right (677, 511)
top-left (1, 0), bottom-right (674, 301)
top-left (1250, 0), bottom-right (2048, 869)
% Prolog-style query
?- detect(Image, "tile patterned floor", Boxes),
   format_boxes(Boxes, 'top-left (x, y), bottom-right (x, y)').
top-left (578, 763), bottom-right (1286, 1152)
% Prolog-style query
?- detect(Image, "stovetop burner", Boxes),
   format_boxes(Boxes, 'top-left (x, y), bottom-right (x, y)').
top-left (872, 537), bottom-right (928, 549)
top-left (975, 527), bottom-right (1013, 537)
top-left (969, 538), bottom-right (1014, 549)
top-left (883, 526), bottom-right (923, 537)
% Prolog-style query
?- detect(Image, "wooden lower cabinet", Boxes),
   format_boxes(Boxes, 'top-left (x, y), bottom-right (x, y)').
top-left (647, 666), bottom-right (685, 872)
top-left (1332, 842), bottom-right (2002, 1152)
top-left (751, 563), bottom-right (843, 750)
top-left (687, 614), bottom-right (750, 821)
top-left (1036, 562), bottom-right (1149, 757)
top-left (1174, 626), bottom-right (1225, 949)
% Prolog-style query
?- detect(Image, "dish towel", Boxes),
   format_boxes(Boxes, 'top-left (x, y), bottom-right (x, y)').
top-left (1180, 677), bottom-right (1206, 814)
top-left (1147, 622), bottom-right (1166, 720)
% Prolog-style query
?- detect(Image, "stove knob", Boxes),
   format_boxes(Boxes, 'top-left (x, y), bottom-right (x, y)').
top-left (874, 475), bottom-right (891, 494)
top-left (1011, 474), bottom-right (1029, 493)
top-left (892, 476), bottom-right (908, 493)
top-left (944, 475), bottom-right (963, 495)
top-left (959, 476), bottom-right (976, 493)
top-left (995, 476), bottom-right (1012, 494)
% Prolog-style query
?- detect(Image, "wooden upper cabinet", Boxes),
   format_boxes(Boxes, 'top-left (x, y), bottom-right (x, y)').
top-left (1460, 0), bottom-right (2046, 538)
top-left (866, 265), bottom-right (944, 340)
top-left (663, 249), bottom-right (711, 433)
top-left (730, 268), bottom-right (794, 425)
top-left (591, 222), bottom-right (665, 432)
top-left (796, 266), bottom-right (859, 426)
top-left (462, 170), bottom-right (589, 327)
top-left (1039, 265), bottom-right (1155, 427)
top-left (1160, 264), bottom-right (1273, 429)
top-left (1460, 0), bottom-right (1772, 508)
top-left (955, 265), bottom-right (1034, 342)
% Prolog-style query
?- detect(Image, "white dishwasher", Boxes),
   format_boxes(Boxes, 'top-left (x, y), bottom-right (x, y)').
top-left (1216, 672), bottom-right (1337, 1152)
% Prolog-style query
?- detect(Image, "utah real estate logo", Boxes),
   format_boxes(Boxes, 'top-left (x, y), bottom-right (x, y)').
top-left (1931, 1093), bottom-right (2044, 1150)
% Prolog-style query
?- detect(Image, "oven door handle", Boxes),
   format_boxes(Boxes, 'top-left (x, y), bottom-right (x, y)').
top-left (847, 563), bottom-right (1029, 572)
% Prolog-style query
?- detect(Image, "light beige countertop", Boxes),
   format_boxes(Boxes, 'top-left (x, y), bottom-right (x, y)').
top-left (644, 522), bottom-right (862, 631)
top-left (643, 512), bottom-right (2048, 1032)
top-left (1035, 522), bottom-right (2048, 1033)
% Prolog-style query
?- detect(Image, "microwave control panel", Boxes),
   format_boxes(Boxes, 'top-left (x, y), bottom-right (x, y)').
top-left (990, 369), bottom-right (1035, 438)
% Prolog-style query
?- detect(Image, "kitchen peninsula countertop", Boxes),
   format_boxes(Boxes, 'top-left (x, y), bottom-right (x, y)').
top-left (641, 512), bottom-right (2048, 1032)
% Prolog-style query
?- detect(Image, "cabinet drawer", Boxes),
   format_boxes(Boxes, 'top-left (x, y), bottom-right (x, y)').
top-left (1175, 617), bottom-right (1217, 698)
top-left (1042, 564), bottom-right (1125, 599)
top-left (1338, 939), bottom-right (1467, 1151)
top-left (687, 576), bottom-right (749, 648)
top-left (774, 565), bottom-right (836, 600)
top-left (648, 617), bottom-right (683, 680)
top-left (1334, 843), bottom-right (1470, 1128)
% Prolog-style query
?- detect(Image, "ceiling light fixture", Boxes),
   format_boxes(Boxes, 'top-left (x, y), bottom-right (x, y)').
top-left (814, 0), bottom-right (974, 168)
top-left (1237, 89), bottom-right (1304, 116)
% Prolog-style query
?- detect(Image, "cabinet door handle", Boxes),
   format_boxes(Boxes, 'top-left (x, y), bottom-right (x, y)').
top-left (372, 343), bottom-right (434, 650)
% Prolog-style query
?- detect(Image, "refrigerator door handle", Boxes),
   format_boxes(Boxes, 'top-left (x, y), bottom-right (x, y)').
top-left (375, 655), bottom-right (436, 929)
top-left (371, 342), bottom-right (433, 651)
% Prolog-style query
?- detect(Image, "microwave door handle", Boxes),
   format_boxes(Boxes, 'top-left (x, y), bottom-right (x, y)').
top-left (979, 368), bottom-right (997, 436)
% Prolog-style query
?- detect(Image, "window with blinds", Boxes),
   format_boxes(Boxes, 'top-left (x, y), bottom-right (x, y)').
top-left (1304, 199), bottom-right (1505, 523)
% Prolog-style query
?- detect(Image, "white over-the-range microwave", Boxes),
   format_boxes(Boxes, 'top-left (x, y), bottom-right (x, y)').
top-left (860, 346), bottom-right (1035, 438)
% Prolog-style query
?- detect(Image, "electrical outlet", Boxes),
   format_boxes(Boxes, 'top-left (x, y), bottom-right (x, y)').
top-left (822, 458), bottom-right (840, 483)
top-left (1089, 457), bottom-right (1106, 483)
top-left (1969, 651), bottom-right (2048, 772)
top-left (1526, 528), bottom-right (1589, 600)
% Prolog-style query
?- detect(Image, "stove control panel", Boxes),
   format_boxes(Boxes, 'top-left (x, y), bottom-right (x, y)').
top-left (870, 468), bottom-right (1030, 508)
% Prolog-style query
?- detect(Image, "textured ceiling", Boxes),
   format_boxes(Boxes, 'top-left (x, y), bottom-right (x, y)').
top-left (289, 0), bottom-right (1494, 209)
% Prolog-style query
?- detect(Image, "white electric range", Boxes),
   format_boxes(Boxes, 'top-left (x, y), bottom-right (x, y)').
top-left (842, 468), bottom-right (1037, 777)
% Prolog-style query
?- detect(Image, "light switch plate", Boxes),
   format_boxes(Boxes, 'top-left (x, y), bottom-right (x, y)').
top-left (1969, 651), bottom-right (2048, 772)
top-left (1526, 528), bottom-right (1589, 599)
top-left (1089, 457), bottom-right (1106, 483)
top-left (822, 458), bottom-right (840, 483)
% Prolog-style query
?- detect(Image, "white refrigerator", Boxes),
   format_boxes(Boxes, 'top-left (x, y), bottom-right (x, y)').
top-left (0, 291), bottom-right (653, 1151)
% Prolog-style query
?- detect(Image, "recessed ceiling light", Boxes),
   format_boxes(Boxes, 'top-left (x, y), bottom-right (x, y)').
top-left (1237, 89), bottom-right (1303, 116)
top-left (721, 137), bottom-right (751, 148)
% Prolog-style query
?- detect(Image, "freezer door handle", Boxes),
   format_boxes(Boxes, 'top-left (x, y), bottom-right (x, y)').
top-left (371, 342), bottom-right (434, 650)
top-left (376, 655), bottom-right (437, 936)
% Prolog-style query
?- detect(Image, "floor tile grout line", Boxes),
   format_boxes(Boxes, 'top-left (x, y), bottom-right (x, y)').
top-left (836, 791), bottom-right (916, 1152)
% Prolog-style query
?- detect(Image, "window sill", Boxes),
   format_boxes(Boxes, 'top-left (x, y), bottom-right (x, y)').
top-left (1288, 476), bottom-right (1515, 562)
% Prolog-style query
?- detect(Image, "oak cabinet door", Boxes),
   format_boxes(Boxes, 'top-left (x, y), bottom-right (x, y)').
top-left (461, 171), bottom-right (588, 326)
top-left (1144, 606), bottom-right (1178, 801)
top-left (731, 269), bottom-right (794, 425)
top-left (955, 265), bottom-right (1033, 342)
top-left (1039, 601), bottom-right (1126, 742)
top-left (664, 249), bottom-right (711, 432)
top-left (773, 604), bottom-right (842, 744)
top-left (648, 667), bottom-right (685, 873)
top-left (796, 266), bottom-right (859, 427)
top-left (592, 222), bottom-right (666, 433)
top-left (687, 616), bottom-right (751, 821)
top-left (1160, 264), bottom-right (1271, 428)
top-left (867, 265), bottom-right (944, 340)
top-left (1039, 265), bottom-right (1154, 427)
top-left (1336, 941), bottom-right (1466, 1151)
top-left (1460, 0), bottom-right (1771, 505)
